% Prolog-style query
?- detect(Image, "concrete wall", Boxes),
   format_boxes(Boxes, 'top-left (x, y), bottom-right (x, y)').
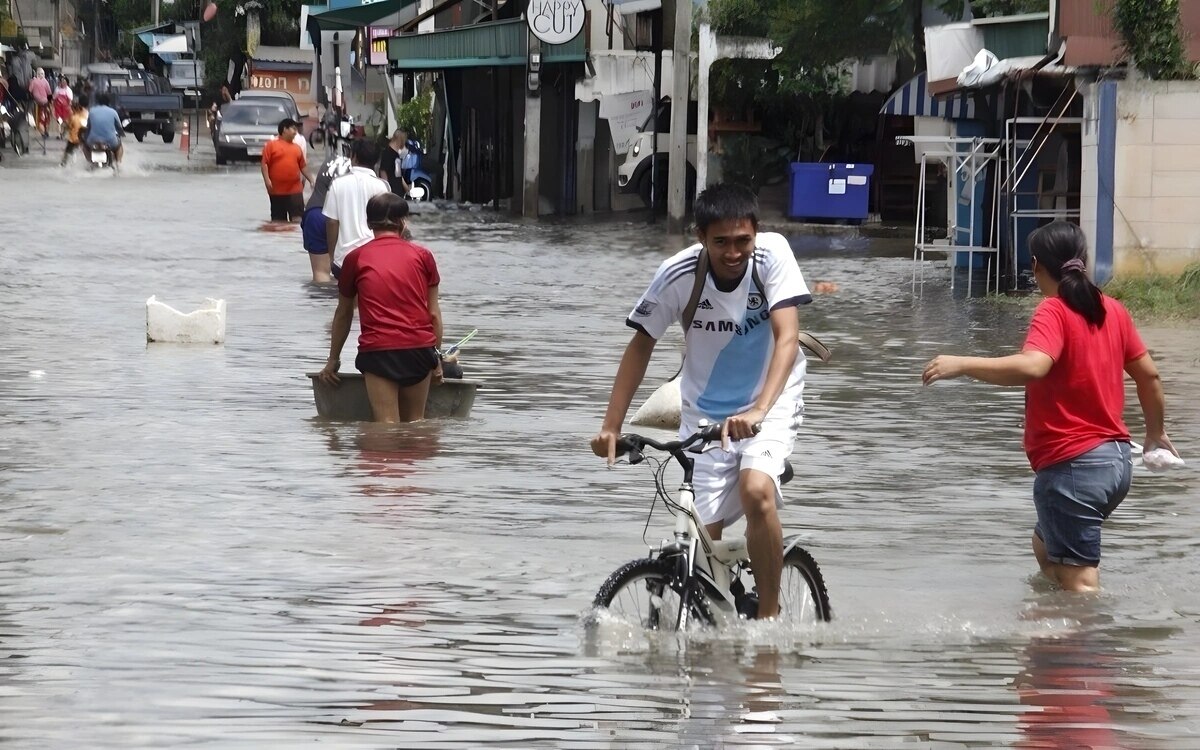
top-left (1108, 80), bottom-right (1200, 277)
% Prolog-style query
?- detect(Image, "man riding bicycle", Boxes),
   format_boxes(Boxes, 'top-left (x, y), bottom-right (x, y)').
top-left (592, 183), bottom-right (813, 619)
top-left (85, 92), bottom-right (124, 165)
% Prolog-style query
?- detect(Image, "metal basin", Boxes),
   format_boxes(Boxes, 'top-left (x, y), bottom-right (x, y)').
top-left (306, 373), bottom-right (478, 421)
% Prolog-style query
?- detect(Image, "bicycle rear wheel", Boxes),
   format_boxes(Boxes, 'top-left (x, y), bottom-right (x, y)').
top-left (779, 545), bottom-right (832, 623)
top-left (593, 558), bottom-right (713, 631)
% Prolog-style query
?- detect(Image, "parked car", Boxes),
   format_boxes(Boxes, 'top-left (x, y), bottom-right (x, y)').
top-left (84, 63), bottom-right (182, 144)
top-left (212, 99), bottom-right (291, 164)
top-left (617, 98), bottom-right (698, 207)
top-left (236, 90), bottom-right (304, 123)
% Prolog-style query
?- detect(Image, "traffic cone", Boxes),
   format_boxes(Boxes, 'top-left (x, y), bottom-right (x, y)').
top-left (180, 119), bottom-right (190, 154)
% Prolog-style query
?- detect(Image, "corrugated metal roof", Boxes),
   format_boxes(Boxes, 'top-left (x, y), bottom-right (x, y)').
top-left (251, 46), bottom-right (314, 65)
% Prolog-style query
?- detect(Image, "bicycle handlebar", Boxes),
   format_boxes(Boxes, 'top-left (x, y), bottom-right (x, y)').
top-left (615, 422), bottom-right (725, 464)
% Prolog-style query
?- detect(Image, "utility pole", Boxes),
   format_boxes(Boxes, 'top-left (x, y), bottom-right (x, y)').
top-left (152, 0), bottom-right (160, 26)
top-left (649, 8), bottom-right (662, 218)
top-left (666, 0), bottom-right (692, 234)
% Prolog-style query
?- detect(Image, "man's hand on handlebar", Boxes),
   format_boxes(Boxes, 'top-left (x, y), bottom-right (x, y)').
top-left (591, 428), bottom-right (621, 466)
top-left (722, 407), bottom-right (765, 449)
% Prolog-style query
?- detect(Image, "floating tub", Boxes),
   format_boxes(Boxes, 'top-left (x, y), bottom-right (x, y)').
top-left (306, 372), bottom-right (478, 420)
top-left (146, 296), bottom-right (226, 344)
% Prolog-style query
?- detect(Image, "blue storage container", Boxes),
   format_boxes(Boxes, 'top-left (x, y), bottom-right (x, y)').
top-left (788, 163), bottom-right (874, 221)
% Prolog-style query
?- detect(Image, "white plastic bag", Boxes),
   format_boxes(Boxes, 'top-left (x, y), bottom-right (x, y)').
top-left (1143, 448), bottom-right (1185, 473)
top-left (956, 49), bottom-right (999, 88)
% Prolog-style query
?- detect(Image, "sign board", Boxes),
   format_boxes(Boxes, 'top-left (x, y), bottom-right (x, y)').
top-left (368, 27), bottom-right (391, 67)
top-left (599, 89), bottom-right (652, 154)
top-left (526, 0), bottom-right (585, 45)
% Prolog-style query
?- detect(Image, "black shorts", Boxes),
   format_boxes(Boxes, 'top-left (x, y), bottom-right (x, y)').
top-left (269, 193), bottom-right (304, 222)
top-left (356, 347), bottom-right (439, 387)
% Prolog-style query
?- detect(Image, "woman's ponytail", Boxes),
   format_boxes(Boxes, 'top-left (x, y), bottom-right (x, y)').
top-left (1028, 221), bottom-right (1106, 327)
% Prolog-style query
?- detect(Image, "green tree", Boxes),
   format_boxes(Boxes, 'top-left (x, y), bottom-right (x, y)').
top-left (1114, 0), bottom-right (1193, 79)
top-left (969, 0), bottom-right (1048, 17)
top-left (707, 0), bottom-right (963, 159)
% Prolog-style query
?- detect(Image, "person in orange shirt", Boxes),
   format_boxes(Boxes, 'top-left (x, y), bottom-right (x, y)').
top-left (260, 118), bottom-right (313, 223)
top-left (60, 101), bottom-right (89, 166)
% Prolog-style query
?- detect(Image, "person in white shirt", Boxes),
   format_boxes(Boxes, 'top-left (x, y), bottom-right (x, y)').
top-left (322, 139), bottom-right (389, 275)
top-left (592, 183), bottom-right (813, 620)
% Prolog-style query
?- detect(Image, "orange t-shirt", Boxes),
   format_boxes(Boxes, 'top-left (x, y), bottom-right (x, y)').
top-left (262, 138), bottom-right (306, 196)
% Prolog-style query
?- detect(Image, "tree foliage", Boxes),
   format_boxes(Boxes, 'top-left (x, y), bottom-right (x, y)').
top-left (1114, 0), bottom-right (1193, 79)
top-left (97, 0), bottom-right (304, 94)
top-left (969, 0), bottom-right (1048, 17)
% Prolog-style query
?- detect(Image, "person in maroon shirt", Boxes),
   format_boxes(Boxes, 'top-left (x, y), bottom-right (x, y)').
top-left (318, 192), bottom-right (443, 422)
top-left (922, 221), bottom-right (1177, 592)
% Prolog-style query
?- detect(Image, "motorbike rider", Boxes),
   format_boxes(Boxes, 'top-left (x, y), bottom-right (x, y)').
top-left (85, 92), bottom-right (124, 165)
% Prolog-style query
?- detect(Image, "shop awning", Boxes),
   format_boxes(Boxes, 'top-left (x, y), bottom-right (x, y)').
top-left (881, 71), bottom-right (977, 120)
top-left (387, 18), bottom-right (585, 70)
top-left (306, 0), bottom-right (420, 39)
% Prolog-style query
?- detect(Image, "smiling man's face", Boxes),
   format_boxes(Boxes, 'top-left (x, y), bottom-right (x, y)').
top-left (698, 218), bottom-right (756, 284)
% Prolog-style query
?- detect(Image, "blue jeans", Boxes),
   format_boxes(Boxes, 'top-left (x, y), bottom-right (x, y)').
top-left (1033, 441), bottom-right (1133, 567)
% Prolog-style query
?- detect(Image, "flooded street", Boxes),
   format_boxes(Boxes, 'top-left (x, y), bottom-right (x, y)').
top-left (2, 142), bottom-right (1198, 747)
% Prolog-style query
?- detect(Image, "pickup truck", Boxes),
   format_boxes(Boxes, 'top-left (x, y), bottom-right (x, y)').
top-left (84, 64), bottom-right (182, 144)
top-left (617, 98), bottom-right (698, 207)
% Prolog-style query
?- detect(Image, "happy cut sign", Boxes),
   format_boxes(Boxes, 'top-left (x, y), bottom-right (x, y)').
top-left (526, 0), bottom-right (586, 45)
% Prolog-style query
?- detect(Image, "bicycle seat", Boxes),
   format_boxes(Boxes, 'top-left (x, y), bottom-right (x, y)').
top-left (779, 461), bottom-right (794, 486)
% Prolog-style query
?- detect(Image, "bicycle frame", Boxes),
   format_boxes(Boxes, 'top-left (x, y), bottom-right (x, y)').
top-left (602, 425), bottom-right (831, 630)
top-left (620, 426), bottom-right (749, 627)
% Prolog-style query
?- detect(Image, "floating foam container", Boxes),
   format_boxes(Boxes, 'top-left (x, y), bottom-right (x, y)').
top-left (630, 377), bottom-right (681, 428)
top-left (146, 296), bottom-right (227, 344)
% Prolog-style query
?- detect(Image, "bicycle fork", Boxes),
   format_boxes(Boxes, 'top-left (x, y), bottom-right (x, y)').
top-left (673, 536), bottom-right (698, 630)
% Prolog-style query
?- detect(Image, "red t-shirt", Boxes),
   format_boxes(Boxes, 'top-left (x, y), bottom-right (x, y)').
top-left (338, 236), bottom-right (440, 352)
top-left (1021, 295), bottom-right (1147, 471)
top-left (261, 138), bottom-right (305, 196)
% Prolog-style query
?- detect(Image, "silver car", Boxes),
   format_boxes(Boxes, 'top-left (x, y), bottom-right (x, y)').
top-left (212, 100), bottom-right (291, 165)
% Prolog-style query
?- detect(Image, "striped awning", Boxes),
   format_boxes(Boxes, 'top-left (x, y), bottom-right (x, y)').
top-left (881, 71), bottom-right (978, 119)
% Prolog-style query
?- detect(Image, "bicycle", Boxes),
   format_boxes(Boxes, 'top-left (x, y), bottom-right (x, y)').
top-left (592, 422), bottom-right (832, 631)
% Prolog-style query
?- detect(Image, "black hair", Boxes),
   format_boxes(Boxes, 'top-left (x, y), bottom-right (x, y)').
top-left (1028, 220), bottom-right (1106, 327)
top-left (277, 118), bottom-right (298, 135)
top-left (95, 92), bottom-right (111, 107)
top-left (693, 183), bottom-right (758, 233)
top-left (351, 138), bottom-right (380, 168)
top-left (366, 192), bottom-right (410, 232)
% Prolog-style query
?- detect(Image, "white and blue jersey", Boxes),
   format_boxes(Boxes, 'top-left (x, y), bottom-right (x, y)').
top-left (627, 232), bottom-right (812, 435)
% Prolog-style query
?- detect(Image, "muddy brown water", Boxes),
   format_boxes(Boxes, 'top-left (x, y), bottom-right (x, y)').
top-left (1, 143), bottom-right (1198, 747)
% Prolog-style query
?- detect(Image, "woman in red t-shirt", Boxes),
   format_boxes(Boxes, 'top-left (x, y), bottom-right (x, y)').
top-left (922, 221), bottom-right (1177, 592)
top-left (318, 193), bottom-right (443, 422)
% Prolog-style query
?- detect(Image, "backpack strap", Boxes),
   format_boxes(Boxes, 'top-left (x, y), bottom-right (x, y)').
top-left (681, 249), bottom-right (709, 331)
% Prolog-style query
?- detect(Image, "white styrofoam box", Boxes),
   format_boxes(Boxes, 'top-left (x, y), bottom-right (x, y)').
top-left (146, 296), bottom-right (227, 344)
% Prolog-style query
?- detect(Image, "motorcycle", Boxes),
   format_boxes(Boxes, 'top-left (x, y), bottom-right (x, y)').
top-left (400, 138), bottom-right (434, 202)
top-left (0, 101), bottom-right (29, 157)
top-left (88, 144), bottom-right (117, 171)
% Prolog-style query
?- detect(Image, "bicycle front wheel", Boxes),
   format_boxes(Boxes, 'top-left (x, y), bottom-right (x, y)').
top-left (779, 545), bottom-right (832, 623)
top-left (593, 558), bottom-right (713, 631)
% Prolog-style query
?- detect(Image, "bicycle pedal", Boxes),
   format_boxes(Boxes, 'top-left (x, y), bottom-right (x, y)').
top-left (736, 592), bottom-right (759, 620)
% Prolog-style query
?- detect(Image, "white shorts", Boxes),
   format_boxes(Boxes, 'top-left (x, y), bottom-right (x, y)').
top-left (690, 421), bottom-right (798, 527)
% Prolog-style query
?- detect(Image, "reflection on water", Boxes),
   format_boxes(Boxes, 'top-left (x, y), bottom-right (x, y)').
top-left (0, 152), bottom-right (1198, 746)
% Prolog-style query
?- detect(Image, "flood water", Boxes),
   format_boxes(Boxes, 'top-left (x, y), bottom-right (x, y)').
top-left (2, 143), bottom-right (1198, 747)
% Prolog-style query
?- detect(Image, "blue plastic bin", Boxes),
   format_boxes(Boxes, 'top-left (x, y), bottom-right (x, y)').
top-left (788, 163), bottom-right (874, 221)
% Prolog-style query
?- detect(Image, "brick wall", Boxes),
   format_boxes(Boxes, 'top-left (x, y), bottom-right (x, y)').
top-left (1109, 80), bottom-right (1200, 277)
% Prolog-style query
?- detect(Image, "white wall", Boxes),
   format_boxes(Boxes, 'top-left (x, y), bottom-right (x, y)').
top-left (1111, 80), bottom-right (1200, 277)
